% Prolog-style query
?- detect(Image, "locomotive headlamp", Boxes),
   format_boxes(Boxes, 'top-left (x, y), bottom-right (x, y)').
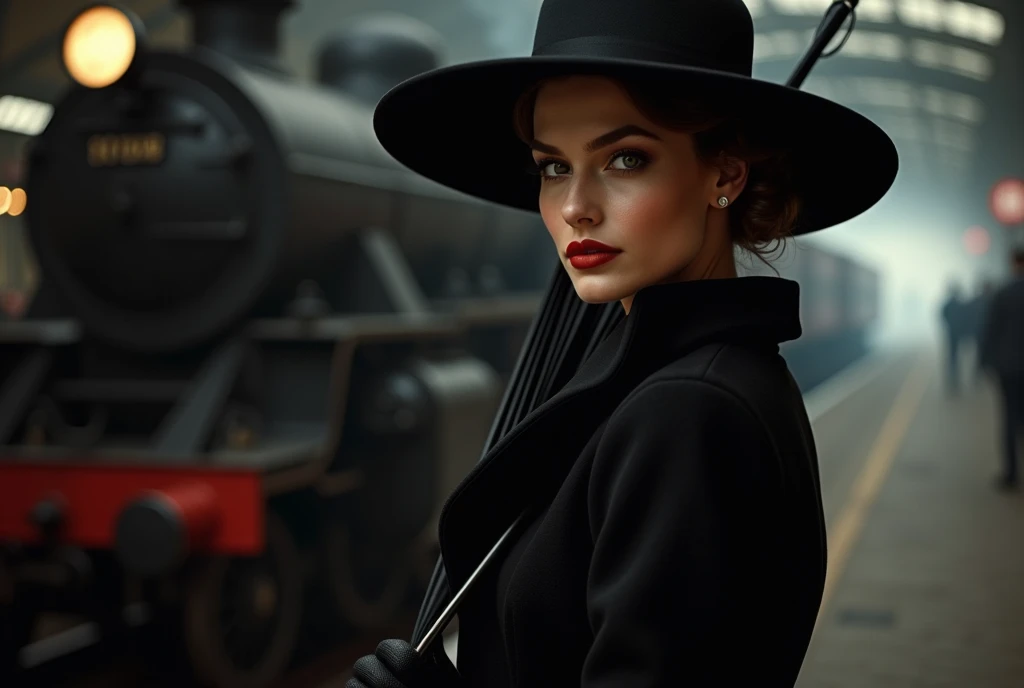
top-left (62, 5), bottom-right (146, 89)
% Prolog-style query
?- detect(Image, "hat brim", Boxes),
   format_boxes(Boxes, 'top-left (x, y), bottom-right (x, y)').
top-left (373, 56), bottom-right (898, 235)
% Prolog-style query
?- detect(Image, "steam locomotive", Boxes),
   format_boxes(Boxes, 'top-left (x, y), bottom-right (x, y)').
top-left (0, 2), bottom-right (551, 686)
top-left (0, 2), bottom-right (879, 687)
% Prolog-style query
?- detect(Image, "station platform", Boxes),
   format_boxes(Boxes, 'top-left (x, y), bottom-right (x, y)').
top-left (328, 346), bottom-right (1024, 687)
top-left (798, 348), bottom-right (1024, 688)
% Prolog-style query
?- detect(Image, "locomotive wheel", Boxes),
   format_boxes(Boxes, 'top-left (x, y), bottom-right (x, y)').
top-left (183, 513), bottom-right (302, 688)
top-left (324, 521), bottom-right (412, 630)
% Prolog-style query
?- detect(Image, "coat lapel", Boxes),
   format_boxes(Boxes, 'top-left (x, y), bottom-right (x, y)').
top-left (436, 277), bottom-right (803, 591)
top-left (437, 304), bottom-right (636, 589)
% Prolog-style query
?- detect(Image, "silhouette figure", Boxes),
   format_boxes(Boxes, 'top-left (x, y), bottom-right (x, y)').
top-left (979, 250), bottom-right (1024, 489)
top-left (940, 282), bottom-right (967, 395)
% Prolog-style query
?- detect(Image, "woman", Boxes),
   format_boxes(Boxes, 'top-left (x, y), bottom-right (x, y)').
top-left (350, 0), bottom-right (897, 686)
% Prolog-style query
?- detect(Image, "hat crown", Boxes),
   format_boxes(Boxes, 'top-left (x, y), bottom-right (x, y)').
top-left (532, 0), bottom-right (755, 76)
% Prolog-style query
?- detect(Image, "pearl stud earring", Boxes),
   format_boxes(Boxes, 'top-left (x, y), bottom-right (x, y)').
top-left (717, 196), bottom-right (730, 208)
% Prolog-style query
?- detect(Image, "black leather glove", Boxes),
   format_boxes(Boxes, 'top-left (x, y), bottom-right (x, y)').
top-left (346, 639), bottom-right (464, 688)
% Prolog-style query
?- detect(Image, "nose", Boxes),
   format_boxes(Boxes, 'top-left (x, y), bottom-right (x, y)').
top-left (560, 176), bottom-right (603, 229)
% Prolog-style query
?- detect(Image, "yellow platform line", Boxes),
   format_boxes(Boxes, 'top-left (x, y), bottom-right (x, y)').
top-left (816, 356), bottom-right (933, 623)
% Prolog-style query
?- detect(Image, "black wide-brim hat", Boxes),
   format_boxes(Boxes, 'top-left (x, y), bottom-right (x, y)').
top-left (373, 0), bottom-right (898, 235)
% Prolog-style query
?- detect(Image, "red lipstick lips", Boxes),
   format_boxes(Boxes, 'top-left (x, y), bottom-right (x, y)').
top-left (565, 239), bottom-right (622, 270)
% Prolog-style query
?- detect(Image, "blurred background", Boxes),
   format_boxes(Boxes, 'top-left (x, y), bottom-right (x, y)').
top-left (0, 1), bottom-right (1022, 687)
top-left (2, 0), bottom-right (1023, 340)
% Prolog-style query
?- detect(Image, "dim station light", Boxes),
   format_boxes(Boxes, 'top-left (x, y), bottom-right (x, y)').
top-left (8, 188), bottom-right (26, 217)
top-left (0, 187), bottom-right (26, 217)
top-left (0, 95), bottom-right (53, 136)
top-left (989, 178), bottom-right (1024, 227)
top-left (963, 226), bottom-right (990, 256)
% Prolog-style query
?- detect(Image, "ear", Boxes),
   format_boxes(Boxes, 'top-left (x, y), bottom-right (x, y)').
top-left (709, 156), bottom-right (749, 208)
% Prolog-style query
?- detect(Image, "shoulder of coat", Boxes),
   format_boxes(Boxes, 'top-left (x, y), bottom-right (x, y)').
top-left (635, 342), bottom-right (781, 395)
top-left (611, 342), bottom-right (785, 431)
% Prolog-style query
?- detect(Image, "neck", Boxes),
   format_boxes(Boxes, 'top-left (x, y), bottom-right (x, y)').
top-left (621, 227), bottom-right (738, 315)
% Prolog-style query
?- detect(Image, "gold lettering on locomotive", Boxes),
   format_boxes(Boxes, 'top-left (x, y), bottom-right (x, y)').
top-left (87, 133), bottom-right (166, 167)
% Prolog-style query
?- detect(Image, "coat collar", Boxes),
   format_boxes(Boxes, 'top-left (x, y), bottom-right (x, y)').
top-left (623, 275), bottom-right (802, 360)
top-left (437, 276), bottom-right (801, 589)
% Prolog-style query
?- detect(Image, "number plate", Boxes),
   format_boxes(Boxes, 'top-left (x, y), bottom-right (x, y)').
top-left (87, 132), bottom-right (166, 167)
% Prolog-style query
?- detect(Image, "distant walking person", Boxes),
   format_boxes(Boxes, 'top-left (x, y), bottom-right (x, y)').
top-left (941, 283), bottom-right (967, 395)
top-left (968, 282), bottom-right (996, 384)
top-left (979, 249), bottom-right (1024, 490)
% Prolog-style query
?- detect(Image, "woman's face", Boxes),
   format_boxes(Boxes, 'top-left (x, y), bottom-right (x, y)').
top-left (530, 76), bottom-right (747, 312)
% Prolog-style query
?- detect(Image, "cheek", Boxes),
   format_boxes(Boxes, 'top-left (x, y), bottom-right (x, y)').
top-left (539, 198), bottom-right (565, 243)
top-left (611, 177), bottom-right (703, 248)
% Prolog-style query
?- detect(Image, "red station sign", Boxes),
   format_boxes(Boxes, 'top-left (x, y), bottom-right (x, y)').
top-left (989, 177), bottom-right (1024, 226)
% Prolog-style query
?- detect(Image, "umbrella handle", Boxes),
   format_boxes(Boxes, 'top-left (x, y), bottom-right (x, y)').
top-left (787, 0), bottom-right (860, 88)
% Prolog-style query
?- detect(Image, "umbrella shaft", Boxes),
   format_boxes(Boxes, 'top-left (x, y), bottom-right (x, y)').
top-left (787, 0), bottom-right (859, 89)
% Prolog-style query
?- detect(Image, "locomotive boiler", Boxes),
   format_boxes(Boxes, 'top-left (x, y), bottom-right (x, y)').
top-left (0, 2), bottom-right (552, 686)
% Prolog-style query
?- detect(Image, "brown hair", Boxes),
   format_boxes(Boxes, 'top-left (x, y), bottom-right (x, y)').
top-left (512, 76), bottom-right (802, 258)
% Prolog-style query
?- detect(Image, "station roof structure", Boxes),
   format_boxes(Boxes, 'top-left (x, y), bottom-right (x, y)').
top-left (0, 0), bottom-right (1019, 217)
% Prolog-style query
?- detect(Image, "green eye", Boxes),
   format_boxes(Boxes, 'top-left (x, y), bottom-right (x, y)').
top-left (609, 151), bottom-right (648, 171)
top-left (534, 160), bottom-right (570, 178)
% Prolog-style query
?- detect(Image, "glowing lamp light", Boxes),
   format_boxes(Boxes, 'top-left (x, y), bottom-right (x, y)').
top-left (8, 188), bottom-right (26, 217)
top-left (62, 5), bottom-right (145, 89)
top-left (989, 178), bottom-right (1024, 226)
top-left (0, 187), bottom-right (26, 217)
top-left (963, 225), bottom-right (990, 256)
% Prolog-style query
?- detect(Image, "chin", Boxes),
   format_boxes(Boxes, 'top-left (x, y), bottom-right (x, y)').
top-left (568, 274), bottom-right (636, 305)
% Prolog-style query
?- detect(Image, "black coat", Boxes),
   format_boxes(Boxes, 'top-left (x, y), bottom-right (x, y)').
top-left (980, 277), bottom-right (1024, 376)
top-left (436, 277), bottom-right (827, 687)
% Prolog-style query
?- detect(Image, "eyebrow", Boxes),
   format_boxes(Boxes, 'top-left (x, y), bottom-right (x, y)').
top-left (530, 125), bottom-right (662, 156)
